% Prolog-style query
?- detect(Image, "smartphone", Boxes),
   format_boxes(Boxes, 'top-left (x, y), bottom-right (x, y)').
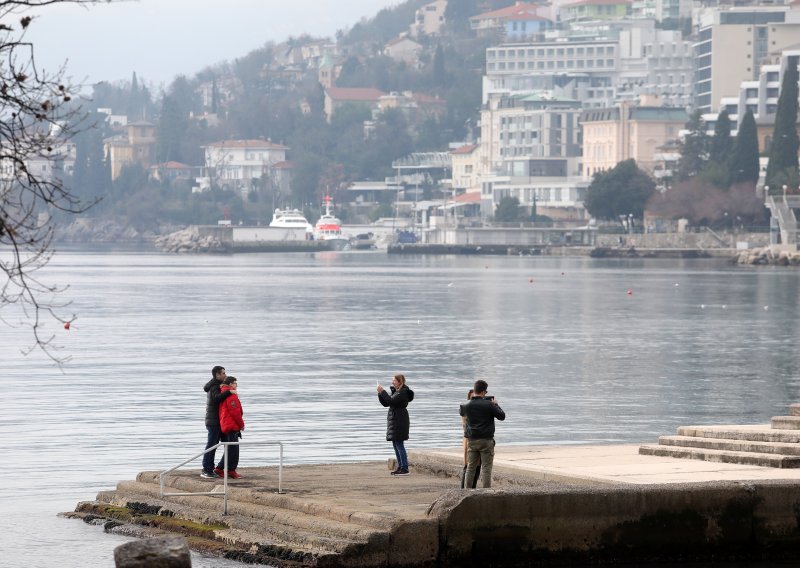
top-left (485, 396), bottom-right (494, 400)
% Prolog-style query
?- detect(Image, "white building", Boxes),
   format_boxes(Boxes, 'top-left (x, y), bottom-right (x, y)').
top-left (202, 139), bottom-right (291, 196)
top-left (475, 91), bottom-right (588, 221)
top-left (410, 0), bottom-right (447, 38)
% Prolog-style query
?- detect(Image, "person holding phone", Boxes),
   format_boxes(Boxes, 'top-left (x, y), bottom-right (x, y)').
top-left (460, 380), bottom-right (505, 488)
top-left (377, 374), bottom-right (415, 476)
top-left (460, 389), bottom-right (480, 488)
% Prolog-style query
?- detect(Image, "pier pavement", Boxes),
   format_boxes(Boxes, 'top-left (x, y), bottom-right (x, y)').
top-left (72, 440), bottom-right (800, 567)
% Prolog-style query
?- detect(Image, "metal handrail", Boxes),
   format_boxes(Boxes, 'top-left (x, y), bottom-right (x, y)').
top-left (159, 440), bottom-right (284, 515)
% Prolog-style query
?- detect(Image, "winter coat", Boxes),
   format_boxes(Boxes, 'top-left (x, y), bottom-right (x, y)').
top-left (378, 385), bottom-right (415, 441)
top-left (204, 378), bottom-right (232, 427)
top-left (459, 397), bottom-right (505, 439)
top-left (219, 385), bottom-right (244, 434)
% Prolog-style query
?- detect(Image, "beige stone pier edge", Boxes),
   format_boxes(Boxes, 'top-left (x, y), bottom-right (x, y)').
top-left (69, 406), bottom-right (800, 567)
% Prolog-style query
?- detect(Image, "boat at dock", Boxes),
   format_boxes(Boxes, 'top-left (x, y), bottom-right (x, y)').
top-left (313, 195), bottom-right (350, 250)
top-left (269, 208), bottom-right (313, 233)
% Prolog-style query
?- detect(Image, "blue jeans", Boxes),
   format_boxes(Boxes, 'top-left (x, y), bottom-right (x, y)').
top-left (392, 440), bottom-right (408, 470)
top-left (202, 424), bottom-right (222, 472)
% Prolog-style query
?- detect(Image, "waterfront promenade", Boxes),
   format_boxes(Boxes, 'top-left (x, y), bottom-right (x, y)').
top-left (72, 440), bottom-right (800, 567)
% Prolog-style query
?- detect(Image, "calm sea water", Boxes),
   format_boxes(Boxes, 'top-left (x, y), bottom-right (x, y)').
top-left (1, 249), bottom-right (799, 568)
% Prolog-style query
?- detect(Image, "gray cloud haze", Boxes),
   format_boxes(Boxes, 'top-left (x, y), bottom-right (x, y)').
top-left (24, 0), bottom-right (401, 88)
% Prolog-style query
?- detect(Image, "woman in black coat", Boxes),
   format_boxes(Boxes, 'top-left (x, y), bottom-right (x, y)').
top-left (377, 374), bottom-right (415, 475)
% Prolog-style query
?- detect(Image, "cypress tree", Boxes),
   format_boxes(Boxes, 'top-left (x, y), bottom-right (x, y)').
top-left (765, 56), bottom-right (799, 191)
top-left (709, 109), bottom-right (733, 165)
top-left (675, 110), bottom-right (709, 181)
top-left (728, 108), bottom-right (760, 186)
top-left (432, 44), bottom-right (445, 87)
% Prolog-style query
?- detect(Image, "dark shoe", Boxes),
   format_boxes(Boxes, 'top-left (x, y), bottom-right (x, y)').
top-left (389, 468), bottom-right (402, 475)
top-left (395, 468), bottom-right (410, 476)
top-left (228, 470), bottom-right (242, 479)
top-left (200, 470), bottom-right (215, 479)
top-left (213, 467), bottom-right (225, 477)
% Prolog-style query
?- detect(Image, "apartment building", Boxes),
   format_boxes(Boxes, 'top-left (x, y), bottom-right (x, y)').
top-left (477, 92), bottom-right (588, 220)
top-left (581, 99), bottom-right (687, 177)
top-left (636, 30), bottom-right (694, 108)
top-left (694, 4), bottom-right (800, 113)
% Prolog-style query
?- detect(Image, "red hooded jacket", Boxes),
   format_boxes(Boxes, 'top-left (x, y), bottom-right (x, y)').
top-left (219, 385), bottom-right (244, 434)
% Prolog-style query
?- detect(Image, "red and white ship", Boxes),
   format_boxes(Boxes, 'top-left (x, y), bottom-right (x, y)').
top-left (313, 195), bottom-right (350, 250)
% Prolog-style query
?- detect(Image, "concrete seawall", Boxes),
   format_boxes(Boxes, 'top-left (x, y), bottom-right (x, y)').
top-left (66, 444), bottom-right (800, 567)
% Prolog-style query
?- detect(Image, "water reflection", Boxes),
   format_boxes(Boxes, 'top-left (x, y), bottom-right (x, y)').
top-left (1, 252), bottom-right (799, 566)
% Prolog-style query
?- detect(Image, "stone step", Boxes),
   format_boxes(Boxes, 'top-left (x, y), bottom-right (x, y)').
top-left (790, 404), bottom-right (800, 417)
top-left (658, 435), bottom-right (800, 456)
top-left (771, 416), bottom-right (800, 430)
top-left (93, 477), bottom-right (393, 565)
top-left (638, 445), bottom-right (800, 468)
top-left (677, 425), bottom-right (800, 443)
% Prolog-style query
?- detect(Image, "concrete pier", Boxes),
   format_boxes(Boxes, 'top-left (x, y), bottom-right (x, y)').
top-left (69, 440), bottom-right (800, 567)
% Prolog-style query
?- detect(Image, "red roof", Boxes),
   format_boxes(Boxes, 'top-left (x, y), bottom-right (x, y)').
top-left (451, 144), bottom-right (478, 155)
top-left (470, 2), bottom-right (541, 21)
top-left (454, 192), bottom-right (481, 204)
top-left (272, 160), bottom-right (294, 169)
top-left (204, 139), bottom-right (289, 150)
top-left (325, 87), bottom-right (386, 102)
top-left (158, 161), bottom-right (192, 169)
top-left (564, 0), bottom-right (630, 7)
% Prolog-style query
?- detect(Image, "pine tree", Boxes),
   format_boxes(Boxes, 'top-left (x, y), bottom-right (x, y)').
top-left (765, 56), bottom-right (799, 191)
top-left (728, 109), bottom-right (760, 186)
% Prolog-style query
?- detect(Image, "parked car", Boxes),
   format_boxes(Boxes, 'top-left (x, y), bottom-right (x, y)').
top-left (396, 230), bottom-right (417, 244)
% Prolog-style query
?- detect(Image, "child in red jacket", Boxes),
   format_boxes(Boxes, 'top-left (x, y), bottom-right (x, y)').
top-left (218, 376), bottom-right (245, 478)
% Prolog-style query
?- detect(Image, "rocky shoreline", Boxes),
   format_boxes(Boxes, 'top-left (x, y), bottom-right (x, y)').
top-left (153, 226), bottom-right (226, 253)
top-left (735, 246), bottom-right (800, 265)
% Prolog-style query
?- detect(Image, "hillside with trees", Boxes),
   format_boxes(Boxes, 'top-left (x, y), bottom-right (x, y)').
top-left (59, 0), bottom-right (496, 234)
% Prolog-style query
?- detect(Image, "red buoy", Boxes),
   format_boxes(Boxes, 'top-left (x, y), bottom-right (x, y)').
top-left (64, 322), bottom-right (71, 330)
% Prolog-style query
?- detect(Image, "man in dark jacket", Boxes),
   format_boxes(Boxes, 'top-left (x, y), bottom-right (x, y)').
top-left (460, 379), bottom-right (505, 488)
top-left (201, 365), bottom-right (233, 478)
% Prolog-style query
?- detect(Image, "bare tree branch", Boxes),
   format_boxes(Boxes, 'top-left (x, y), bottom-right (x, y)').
top-left (0, 0), bottom-right (114, 363)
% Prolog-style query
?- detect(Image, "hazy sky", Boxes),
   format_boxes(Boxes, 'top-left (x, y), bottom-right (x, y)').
top-left (23, 0), bottom-right (401, 89)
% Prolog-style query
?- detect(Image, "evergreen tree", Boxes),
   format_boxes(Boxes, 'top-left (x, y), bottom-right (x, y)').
top-left (211, 77), bottom-right (219, 114)
top-left (585, 159), bottom-right (656, 223)
top-left (765, 56), bottom-right (799, 191)
top-left (708, 109), bottom-right (733, 165)
top-left (157, 94), bottom-right (189, 163)
top-left (494, 196), bottom-right (523, 222)
top-left (675, 110), bottom-right (709, 181)
top-left (127, 71), bottom-right (140, 119)
top-left (432, 44), bottom-right (445, 87)
top-left (728, 109), bottom-right (760, 186)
